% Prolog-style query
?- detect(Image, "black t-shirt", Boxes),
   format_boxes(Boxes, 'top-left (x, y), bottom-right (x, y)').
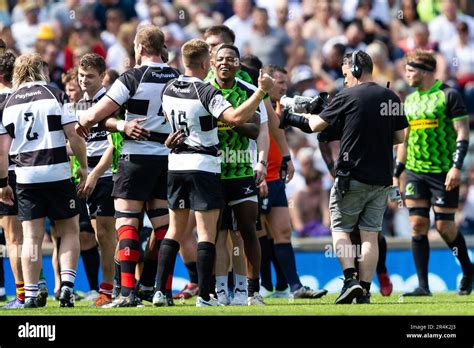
top-left (319, 82), bottom-right (408, 186)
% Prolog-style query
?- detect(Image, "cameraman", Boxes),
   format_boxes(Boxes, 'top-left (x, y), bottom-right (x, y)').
top-left (284, 51), bottom-right (407, 304)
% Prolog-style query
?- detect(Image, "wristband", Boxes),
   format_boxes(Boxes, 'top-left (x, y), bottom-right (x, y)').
top-left (282, 155), bottom-right (291, 163)
top-left (0, 176), bottom-right (7, 188)
top-left (255, 88), bottom-right (266, 100)
top-left (116, 120), bottom-right (126, 132)
top-left (453, 140), bottom-right (468, 170)
top-left (393, 161), bottom-right (405, 178)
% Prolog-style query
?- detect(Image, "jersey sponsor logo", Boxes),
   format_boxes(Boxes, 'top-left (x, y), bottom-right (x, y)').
top-left (405, 182), bottom-right (416, 196)
top-left (69, 199), bottom-right (76, 209)
top-left (14, 90), bottom-right (42, 100)
top-left (435, 197), bottom-right (445, 205)
top-left (409, 119), bottom-right (439, 129)
top-left (150, 72), bottom-right (178, 79)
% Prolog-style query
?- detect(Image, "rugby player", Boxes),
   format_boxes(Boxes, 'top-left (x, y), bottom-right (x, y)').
top-left (0, 53), bottom-right (87, 308)
top-left (77, 25), bottom-right (179, 307)
top-left (396, 49), bottom-right (473, 296)
top-left (154, 38), bottom-right (274, 306)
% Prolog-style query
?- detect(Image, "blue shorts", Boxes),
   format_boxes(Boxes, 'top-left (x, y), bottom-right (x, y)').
top-left (259, 179), bottom-right (288, 215)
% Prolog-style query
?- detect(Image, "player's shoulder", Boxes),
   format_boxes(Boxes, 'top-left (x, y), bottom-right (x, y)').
top-left (236, 78), bottom-right (257, 92)
top-left (439, 82), bottom-right (462, 98)
top-left (42, 84), bottom-right (67, 102)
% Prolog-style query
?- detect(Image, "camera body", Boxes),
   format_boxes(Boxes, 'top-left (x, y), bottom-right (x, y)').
top-left (280, 92), bottom-right (329, 114)
top-left (278, 92), bottom-right (341, 142)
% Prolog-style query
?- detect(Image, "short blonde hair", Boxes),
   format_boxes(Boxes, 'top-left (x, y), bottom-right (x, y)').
top-left (135, 24), bottom-right (164, 57)
top-left (12, 53), bottom-right (47, 89)
top-left (182, 39), bottom-right (209, 69)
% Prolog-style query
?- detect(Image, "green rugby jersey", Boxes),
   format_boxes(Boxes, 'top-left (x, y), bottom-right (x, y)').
top-left (209, 78), bottom-right (258, 179)
top-left (404, 80), bottom-right (468, 173)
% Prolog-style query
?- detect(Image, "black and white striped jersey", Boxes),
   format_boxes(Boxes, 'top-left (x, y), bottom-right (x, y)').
top-left (0, 81), bottom-right (77, 187)
top-left (76, 87), bottom-right (111, 177)
top-left (236, 78), bottom-right (268, 123)
top-left (162, 75), bottom-right (232, 174)
top-left (106, 61), bottom-right (180, 157)
top-left (0, 88), bottom-right (14, 172)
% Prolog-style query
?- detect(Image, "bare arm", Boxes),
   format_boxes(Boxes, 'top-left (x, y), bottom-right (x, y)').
top-left (393, 129), bottom-right (405, 145)
top-left (303, 113), bottom-right (329, 132)
top-left (453, 117), bottom-right (470, 142)
top-left (0, 134), bottom-right (11, 180)
top-left (0, 134), bottom-right (13, 205)
top-left (220, 70), bottom-right (274, 126)
top-left (82, 135), bottom-right (114, 197)
top-left (233, 112), bottom-right (260, 140)
top-left (288, 191), bottom-right (305, 233)
top-left (395, 127), bottom-right (410, 163)
top-left (64, 123), bottom-right (88, 193)
top-left (265, 99), bottom-right (295, 182)
top-left (80, 97), bottom-right (120, 129)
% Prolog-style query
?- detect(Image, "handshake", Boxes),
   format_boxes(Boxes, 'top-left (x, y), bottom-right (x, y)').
top-left (278, 92), bottom-right (341, 143)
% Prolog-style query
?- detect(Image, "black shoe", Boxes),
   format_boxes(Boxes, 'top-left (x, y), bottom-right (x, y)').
top-left (403, 287), bottom-right (432, 297)
top-left (166, 293), bottom-right (175, 307)
top-left (112, 282), bottom-right (121, 300)
top-left (37, 286), bottom-right (48, 307)
top-left (458, 273), bottom-right (473, 295)
top-left (292, 286), bottom-right (328, 299)
top-left (24, 298), bottom-right (39, 308)
top-left (106, 291), bottom-right (143, 308)
top-left (59, 287), bottom-right (75, 307)
top-left (335, 277), bottom-right (364, 304)
top-left (137, 286), bottom-right (154, 303)
top-left (355, 290), bottom-right (371, 304)
top-left (0, 294), bottom-right (6, 302)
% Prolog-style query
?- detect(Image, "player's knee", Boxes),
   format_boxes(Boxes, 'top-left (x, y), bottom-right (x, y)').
top-left (408, 207), bottom-right (430, 235)
top-left (274, 227), bottom-right (292, 243)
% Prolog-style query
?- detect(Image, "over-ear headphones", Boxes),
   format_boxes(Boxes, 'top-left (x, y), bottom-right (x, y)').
top-left (351, 50), bottom-right (362, 79)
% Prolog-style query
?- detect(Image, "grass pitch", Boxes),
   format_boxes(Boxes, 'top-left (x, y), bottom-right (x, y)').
top-left (0, 293), bottom-right (472, 316)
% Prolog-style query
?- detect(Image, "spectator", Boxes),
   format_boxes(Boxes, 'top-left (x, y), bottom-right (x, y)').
top-left (390, 0), bottom-right (422, 46)
top-left (322, 20), bottom-right (368, 57)
top-left (106, 22), bottom-right (136, 73)
top-left (11, 1), bottom-right (41, 54)
top-left (0, 25), bottom-right (19, 56)
top-left (440, 21), bottom-right (474, 89)
top-left (50, 0), bottom-right (81, 32)
top-left (353, 0), bottom-right (390, 42)
top-left (429, 0), bottom-right (474, 46)
top-left (62, 67), bottom-right (83, 104)
top-left (274, 0), bottom-right (289, 30)
top-left (396, 22), bottom-right (449, 82)
top-left (289, 169), bottom-right (331, 237)
top-left (285, 20), bottom-right (318, 71)
top-left (244, 7), bottom-right (291, 67)
top-left (64, 23), bottom-right (107, 72)
top-left (139, 1), bottom-right (186, 44)
top-left (303, 0), bottom-right (343, 49)
top-left (101, 8), bottom-right (125, 50)
top-left (341, 0), bottom-right (391, 26)
top-left (224, 0), bottom-right (254, 53)
top-left (41, 42), bottom-right (64, 90)
top-left (94, 0), bottom-right (137, 31)
top-left (367, 40), bottom-right (398, 86)
top-left (289, 64), bottom-right (317, 96)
